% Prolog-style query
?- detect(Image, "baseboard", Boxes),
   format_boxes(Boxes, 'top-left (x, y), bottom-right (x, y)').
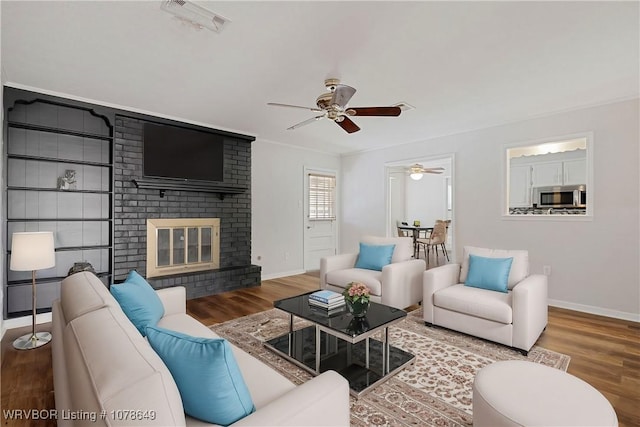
top-left (261, 269), bottom-right (306, 281)
top-left (2, 313), bottom-right (53, 333)
top-left (548, 299), bottom-right (639, 322)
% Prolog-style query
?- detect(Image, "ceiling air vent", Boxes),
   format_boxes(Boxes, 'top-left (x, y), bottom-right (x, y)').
top-left (160, 0), bottom-right (231, 33)
top-left (393, 102), bottom-right (416, 111)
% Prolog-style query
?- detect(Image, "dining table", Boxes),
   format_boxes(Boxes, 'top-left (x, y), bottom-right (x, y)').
top-left (397, 225), bottom-right (434, 258)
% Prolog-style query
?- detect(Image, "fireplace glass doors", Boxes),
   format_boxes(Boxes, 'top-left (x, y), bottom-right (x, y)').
top-left (147, 218), bottom-right (220, 278)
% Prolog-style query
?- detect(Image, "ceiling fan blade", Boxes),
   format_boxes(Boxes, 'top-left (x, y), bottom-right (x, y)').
top-left (406, 169), bottom-right (443, 175)
top-left (286, 115), bottom-right (325, 130)
top-left (346, 106), bottom-right (401, 117)
top-left (268, 102), bottom-right (324, 113)
top-left (407, 164), bottom-right (445, 173)
top-left (331, 84), bottom-right (356, 108)
top-left (335, 116), bottom-right (360, 134)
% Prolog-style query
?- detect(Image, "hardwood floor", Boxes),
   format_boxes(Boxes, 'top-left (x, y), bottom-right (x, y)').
top-left (185, 274), bottom-right (319, 325)
top-left (1, 323), bottom-right (55, 427)
top-left (1, 273), bottom-right (638, 426)
top-left (537, 307), bottom-right (640, 427)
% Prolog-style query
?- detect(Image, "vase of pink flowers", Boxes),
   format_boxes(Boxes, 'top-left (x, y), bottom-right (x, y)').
top-left (343, 282), bottom-right (371, 318)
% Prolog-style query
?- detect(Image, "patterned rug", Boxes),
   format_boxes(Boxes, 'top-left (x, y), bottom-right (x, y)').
top-left (210, 308), bottom-right (570, 427)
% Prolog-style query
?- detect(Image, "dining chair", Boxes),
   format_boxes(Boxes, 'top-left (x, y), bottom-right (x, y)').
top-left (396, 221), bottom-right (410, 238)
top-left (415, 230), bottom-right (429, 259)
top-left (397, 227), bottom-right (409, 238)
top-left (417, 220), bottom-right (449, 266)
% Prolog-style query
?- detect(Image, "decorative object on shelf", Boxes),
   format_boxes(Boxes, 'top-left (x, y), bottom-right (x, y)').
top-left (343, 281), bottom-right (371, 318)
top-left (57, 169), bottom-right (77, 190)
top-left (67, 261), bottom-right (96, 277)
top-left (413, 220), bottom-right (421, 227)
top-left (10, 232), bottom-right (56, 350)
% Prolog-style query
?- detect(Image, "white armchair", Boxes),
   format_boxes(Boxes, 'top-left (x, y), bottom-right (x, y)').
top-left (423, 246), bottom-right (547, 355)
top-left (320, 236), bottom-right (426, 309)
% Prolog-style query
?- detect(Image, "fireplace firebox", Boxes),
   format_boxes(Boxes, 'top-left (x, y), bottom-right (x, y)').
top-left (146, 218), bottom-right (220, 278)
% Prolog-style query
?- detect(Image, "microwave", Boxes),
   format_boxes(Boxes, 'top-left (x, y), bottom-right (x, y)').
top-left (533, 185), bottom-right (586, 208)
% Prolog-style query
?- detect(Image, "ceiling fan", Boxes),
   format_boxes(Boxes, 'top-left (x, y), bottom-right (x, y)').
top-left (267, 78), bottom-right (402, 134)
top-left (407, 163), bottom-right (445, 180)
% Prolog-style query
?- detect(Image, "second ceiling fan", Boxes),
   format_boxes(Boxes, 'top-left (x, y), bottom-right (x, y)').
top-left (268, 78), bottom-right (402, 134)
top-left (407, 163), bottom-right (445, 180)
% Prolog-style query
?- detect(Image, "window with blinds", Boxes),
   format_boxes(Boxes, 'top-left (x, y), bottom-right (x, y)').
top-left (308, 173), bottom-right (336, 220)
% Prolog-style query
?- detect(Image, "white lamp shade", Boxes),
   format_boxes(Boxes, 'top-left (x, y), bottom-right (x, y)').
top-left (410, 173), bottom-right (423, 180)
top-left (10, 232), bottom-right (56, 271)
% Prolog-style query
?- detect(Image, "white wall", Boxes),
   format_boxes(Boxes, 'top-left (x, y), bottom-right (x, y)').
top-left (251, 139), bottom-right (340, 279)
top-left (341, 99), bottom-right (640, 321)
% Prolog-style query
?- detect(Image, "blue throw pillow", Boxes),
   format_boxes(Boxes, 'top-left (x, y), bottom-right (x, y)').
top-left (355, 243), bottom-right (396, 271)
top-left (465, 254), bottom-right (513, 293)
top-left (146, 326), bottom-right (255, 426)
top-left (110, 270), bottom-right (164, 336)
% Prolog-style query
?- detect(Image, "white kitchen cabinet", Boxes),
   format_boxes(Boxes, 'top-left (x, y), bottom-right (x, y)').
top-left (509, 149), bottom-right (587, 209)
top-left (509, 165), bottom-right (532, 207)
top-left (563, 158), bottom-right (587, 185)
top-left (532, 161), bottom-right (563, 186)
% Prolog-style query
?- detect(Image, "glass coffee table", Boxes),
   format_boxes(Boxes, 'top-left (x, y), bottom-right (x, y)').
top-left (264, 291), bottom-right (415, 397)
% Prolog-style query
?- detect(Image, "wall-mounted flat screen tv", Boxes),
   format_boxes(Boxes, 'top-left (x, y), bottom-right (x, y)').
top-left (143, 122), bottom-right (224, 182)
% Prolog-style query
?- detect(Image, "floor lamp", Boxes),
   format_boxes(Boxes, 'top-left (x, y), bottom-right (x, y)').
top-left (10, 231), bottom-right (56, 350)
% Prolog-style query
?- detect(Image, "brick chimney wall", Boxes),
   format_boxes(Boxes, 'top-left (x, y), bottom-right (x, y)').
top-left (113, 115), bottom-right (260, 298)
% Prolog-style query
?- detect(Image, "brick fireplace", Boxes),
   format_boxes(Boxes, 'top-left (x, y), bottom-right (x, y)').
top-left (113, 115), bottom-right (261, 298)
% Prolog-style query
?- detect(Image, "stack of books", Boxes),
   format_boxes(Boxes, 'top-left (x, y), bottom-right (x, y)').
top-left (308, 290), bottom-right (345, 311)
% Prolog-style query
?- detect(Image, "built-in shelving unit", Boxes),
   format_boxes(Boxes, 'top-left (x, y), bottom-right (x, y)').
top-left (4, 97), bottom-right (114, 317)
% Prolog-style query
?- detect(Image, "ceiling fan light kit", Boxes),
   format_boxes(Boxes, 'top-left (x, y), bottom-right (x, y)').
top-left (407, 163), bottom-right (445, 180)
top-left (268, 78), bottom-right (403, 134)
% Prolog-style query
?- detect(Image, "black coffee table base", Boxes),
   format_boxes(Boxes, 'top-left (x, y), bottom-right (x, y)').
top-left (265, 326), bottom-right (415, 397)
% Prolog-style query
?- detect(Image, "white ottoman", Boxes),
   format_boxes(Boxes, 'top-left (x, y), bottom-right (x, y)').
top-left (473, 360), bottom-right (618, 427)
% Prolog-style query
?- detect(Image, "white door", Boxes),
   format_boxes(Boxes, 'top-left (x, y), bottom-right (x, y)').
top-left (303, 168), bottom-right (338, 271)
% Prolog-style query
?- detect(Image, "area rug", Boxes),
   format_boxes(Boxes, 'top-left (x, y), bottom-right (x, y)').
top-left (210, 308), bottom-right (570, 427)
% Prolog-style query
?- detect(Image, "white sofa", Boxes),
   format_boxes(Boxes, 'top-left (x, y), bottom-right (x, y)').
top-left (320, 236), bottom-right (426, 309)
top-left (422, 246), bottom-right (548, 355)
top-left (52, 271), bottom-right (350, 426)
